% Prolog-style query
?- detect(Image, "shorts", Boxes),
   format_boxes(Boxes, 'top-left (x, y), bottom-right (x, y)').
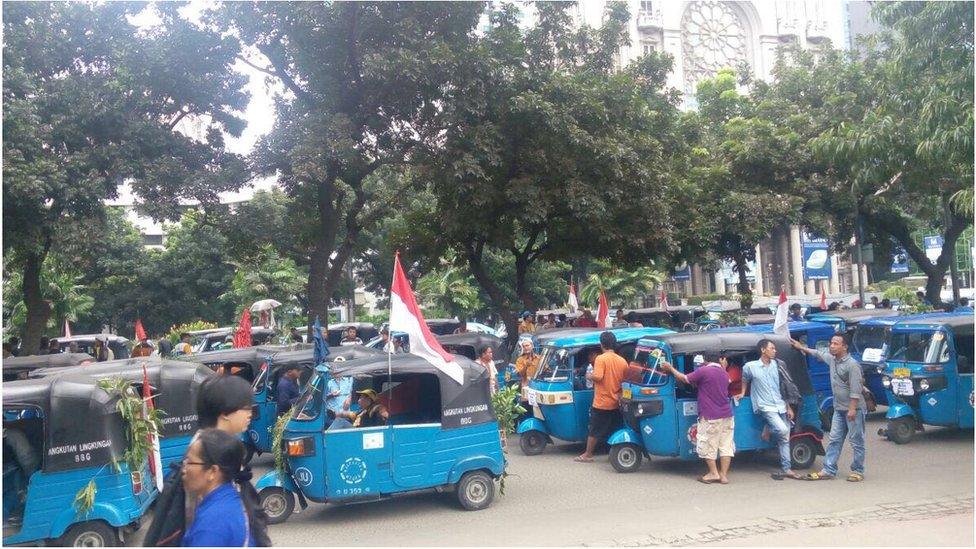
top-left (588, 408), bottom-right (622, 440)
top-left (696, 416), bottom-right (735, 459)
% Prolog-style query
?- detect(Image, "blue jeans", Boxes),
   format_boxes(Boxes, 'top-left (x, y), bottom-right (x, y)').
top-left (822, 408), bottom-right (865, 476)
top-left (760, 410), bottom-right (792, 472)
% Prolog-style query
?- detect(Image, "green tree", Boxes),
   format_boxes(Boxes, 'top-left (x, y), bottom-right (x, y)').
top-left (579, 260), bottom-right (664, 308)
top-left (213, 2), bottom-right (483, 333)
top-left (423, 2), bottom-right (688, 340)
top-left (415, 259), bottom-right (484, 320)
top-left (3, 3), bottom-right (248, 352)
top-left (220, 245), bottom-right (308, 314)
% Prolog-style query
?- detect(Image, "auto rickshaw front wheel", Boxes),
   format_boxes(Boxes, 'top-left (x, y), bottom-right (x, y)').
top-left (260, 487), bottom-right (296, 524)
top-left (887, 417), bottom-right (915, 444)
top-left (457, 470), bottom-right (495, 511)
top-left (609, 443), bottom-right (643, 473)
top-left (518, 431), bottom-right (547, 456)
top-left (59, 520), bottom-right (120, 547)
top-left (789, 438), bottom-right (817, 470)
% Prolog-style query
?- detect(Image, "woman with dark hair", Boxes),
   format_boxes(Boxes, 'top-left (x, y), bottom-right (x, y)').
top-left (181, 429), bottom-right (270, 546)
top-left (144, 375), bottom-right (263, 546)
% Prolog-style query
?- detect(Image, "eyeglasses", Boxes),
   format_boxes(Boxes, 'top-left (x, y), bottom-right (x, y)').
top-left (182, 458), bottom-right (209, 467)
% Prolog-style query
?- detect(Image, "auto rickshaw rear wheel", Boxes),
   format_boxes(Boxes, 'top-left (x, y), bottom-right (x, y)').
top-left (609, 443), bottom-right (643, 473)
top-left (789, 437), bottom-right (817, 470)
top-left (59, 520), bottom-right (120, 547)
top-left (260, 487), bottom-right (295, 524)
top-left (887, 417), bottom-right (915, 444)
top-left (518, 431), bottom-right (547, 456)
top-left (457, 470), bottom-right (495, 511)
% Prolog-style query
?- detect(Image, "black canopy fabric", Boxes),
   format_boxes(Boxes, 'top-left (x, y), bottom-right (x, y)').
top-left (270, 345), bottom-right (384, 369)
top-left (31, 358), bottom-right (215, 438)
top-left (424, 319), bottom-right (462, 336)
top-left (329, 353), bottom-right (496, 429)
top-left (436, 333), bottom-right (510, 363)
top-left (4, 374), bottom-right (129, 473)
top-left (818, 308), bottom-right (897, 325)
top-left (3, 353), bottom-right (94, 380)
top-left (183, 347), bottom-right (273, 368)
top-left (638, 332), bottom-right (813, 396)
top-left (326, 323), bottom-right (379, 346)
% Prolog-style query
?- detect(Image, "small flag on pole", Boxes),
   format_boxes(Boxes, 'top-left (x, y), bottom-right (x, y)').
top-left (312, 316), bottom-right (330, 366)
top-left (596, 290), bottom-right (610, 328)
top-left (568, 282), bottom-right (579, 313)
top-left (233, 309), bottom-right (252, 348)
top-left (773, 289), bottom-right (790, 336)
top-left (134, 318), bottom-right (147, 342)
top-left (820, 285), bottom-right (828, 310)
top-left (142, 363), bottom-right (164, 491)
top-left (63, 318), bottom-right (72, 338)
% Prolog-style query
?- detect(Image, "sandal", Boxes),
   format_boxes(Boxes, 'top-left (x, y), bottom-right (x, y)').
top-left (803, 472), bottom-right (835, 481)
top-left (574, 455), bottom-right (594, 463)
top-left (697, 476), bottom-right (718, 484)
top-left (847, 472), bottom-right (864, 482)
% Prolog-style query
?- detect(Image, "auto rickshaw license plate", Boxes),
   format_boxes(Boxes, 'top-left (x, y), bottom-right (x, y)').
top-left (891, 378), bottom-right (914, 396)
top-left (893, 367), bottom-right (911, 378)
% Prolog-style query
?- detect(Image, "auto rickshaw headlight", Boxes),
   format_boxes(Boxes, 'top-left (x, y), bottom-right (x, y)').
top-left (919, 379), bottom-right (930, 391)
top-left (286, 437), bottom-right (316, 457)
top-left (881, 377), bottom-right (891, 388)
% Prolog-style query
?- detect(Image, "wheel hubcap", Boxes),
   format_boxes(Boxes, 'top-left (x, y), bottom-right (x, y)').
top-left (75, 532), bottom-right (105, 547)
top-left (264, 494), bottom-right (286, 517)
top-left (619, 448), bottom-right (637, 467)
top-left (793, 445), bottom-right (810, 463)
top-left (466, 480), bottom-right (487, 503)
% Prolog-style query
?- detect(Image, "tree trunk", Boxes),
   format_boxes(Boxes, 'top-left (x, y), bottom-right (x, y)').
top-left (731, 251), bottom-right (752, 309)
top-left (21, 249), bottom-right (52, 355)
top-left (513, 251), bottom-right (535, 312)
top-left (465, 243), bottom-right (519, 346)
top-left (305, 172), bottom-right (340, 338)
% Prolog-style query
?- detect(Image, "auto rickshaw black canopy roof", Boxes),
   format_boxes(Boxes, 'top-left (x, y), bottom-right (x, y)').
top-left (329, 353), bottom-right (496, 429)
top-left (640, 332), bottom-right (813, 395)
top-left (270, 345), bottom-right (384, 369)
top-left (4, 352), bottom-right (94, 370)
top-left (184, 347), bottom-right (274, 367)
top-left (30, 357), bottom-right (215, 438)
top-left (4, 374), bottom-right (129, 473)
top-left (436, 333), bottom-right (510, 362)
top-left (814, 308), bottom-right (896, 324)
top-left (895, 315), bottom-right (974, 330)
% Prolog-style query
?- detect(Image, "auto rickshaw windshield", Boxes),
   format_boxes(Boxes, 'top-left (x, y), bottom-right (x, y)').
top-left (889, 330), bottom-right (950, 364)
top-left (634, 345), bottom-right (669, 385)
top-left (293, 372), bottom-right (326, 420)
top-left (534, 347), bottom-right (571, 381)
top-left (852, 325), bottom-right (888, 355)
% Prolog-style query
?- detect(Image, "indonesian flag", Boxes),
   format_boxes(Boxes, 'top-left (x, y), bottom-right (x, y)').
top-left (390, 252), bottom-right (464, 384)
top-left (659, 289), bottom-right (669, 312)
top-left (596, 290), bottom-right (610, 328)
top-left (63, 318), bottom-right (72, 338)
top-left (134, 318), bottom-right (147, 342)
top-left (773, 289), bottom-right (790, 336)
top-left (142, 363), bottom-right (164, 491)
top-left (233, 309), bottom-right (252, 348)
top-left (567, 282), bottom-right (579, 313)
top-left (820, 286), bottom-right (828, 310)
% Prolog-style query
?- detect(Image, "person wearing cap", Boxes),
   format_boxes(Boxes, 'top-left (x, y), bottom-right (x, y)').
top-left (329, 389), bottom-right (389, 429)
top-left (276, 364), bottom-right (303, 416)
top-left (518, 312), bottom-right (536, 335)
top-left (660, 351), bottom-right (736, 484)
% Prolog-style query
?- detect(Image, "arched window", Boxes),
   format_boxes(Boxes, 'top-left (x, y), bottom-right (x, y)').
top-left (681, 1), bottom-right (749, 91)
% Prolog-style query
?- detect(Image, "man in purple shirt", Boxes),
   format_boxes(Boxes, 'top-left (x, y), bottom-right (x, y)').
top-left (662, 351), bottom-right (735, 484)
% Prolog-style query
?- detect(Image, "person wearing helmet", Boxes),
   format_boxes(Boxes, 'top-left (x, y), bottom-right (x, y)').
top-left (329, 389), bottom-right (389, 430)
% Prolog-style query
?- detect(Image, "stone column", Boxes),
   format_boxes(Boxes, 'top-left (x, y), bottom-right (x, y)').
top-left (850, 259), bottom-right (860, 296)
top-left (776, 229), bottom-right (791, 294)
top-left (789, 225), bottom-right (806, 296)
top-left (753, 243), bottom-right (765, 295)
top-left (829, 254), bottom-right (841, 294)
top-left (714, 266), bottom-right (727, 295)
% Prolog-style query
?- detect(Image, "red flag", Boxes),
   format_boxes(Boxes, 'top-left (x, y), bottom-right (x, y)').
top-left (142, 363), bottom-right (163, 491)
top-left (659, 289), bottom-right (669, 312)
top-left (773, 289), bottom-right (789, 336)
top-left (820, 285), bottom-right (828, 310)
top-left (63, 318), bottom-right (72, 338)
top-left (134, 318), bottom-right (147, 342)
top-left (567, 282), bottom-right (579, 313)
top-left (596, 290), bottom-right (610, 328)
top-left (389, 252), bottom-right (463, 383)
top-left (233, 309), bottom-right (252, 348)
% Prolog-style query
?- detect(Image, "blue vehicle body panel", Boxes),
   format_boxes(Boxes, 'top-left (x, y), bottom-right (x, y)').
top-left (608, 426), bottom-right (640, 446)
top-left (4, 462), bottom-right (155, 545)
top-left (885, 402), bottom-right (916, 420)
top-left (255, 470), bottom-right (300, 493)
top-left (516, 417), bottom-right (549, 435)
top-left (527, 327), bottom-right (675, 446)
top-left (160, 435), bottom-right (193, 472)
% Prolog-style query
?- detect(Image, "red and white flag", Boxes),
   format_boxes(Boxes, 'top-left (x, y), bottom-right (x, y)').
top-left (773, 289), bottom-right (790, 336)
top-left (659, 289), bottom-right (669, 312)
top-left (567, 282), bottom-right (579, 313)
top-left (233, 309), bottom-right (252, 348)
top-left (142, 363), bottom-right (164, 491)
top-left (134, 318), bottom-right (147, 342)
top-left (63, 318), bottom-right (72, 338)
top-left (596, 290), bottom-right (610, 328)
top-left (820, 286), bottom-right (828, 310)
top-left (390, 253), bottom-right (463, 384)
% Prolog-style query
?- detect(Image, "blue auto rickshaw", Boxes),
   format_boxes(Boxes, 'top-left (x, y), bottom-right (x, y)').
top-left (714, 321), bottom-right (836, 428)
top-left (607, 333), bottom-right (825, 472)
top-left (516, 327), bottom-right (675, 455)
top-left (247, 345), bottom-right (384, 459)
top-left (31, 357), bottom-right (214, 472)
top-left (880, 314), bottom-right (974, 444)
top-left (3, 374), bottom-right (158, 546)
top-left (806, 308), bottom-right (894, 336)
top-left (850, 311), bottom-right (969, 409)
top-left (3, 353), bottom-right (95, 382)
top-left (255, 353), bottom-right (506, 523)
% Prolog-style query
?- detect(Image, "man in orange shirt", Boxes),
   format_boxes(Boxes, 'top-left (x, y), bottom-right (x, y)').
top-left (575, 331), bottom-right (627, 463)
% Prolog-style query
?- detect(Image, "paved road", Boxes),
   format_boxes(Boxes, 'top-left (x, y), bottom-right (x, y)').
top-left (252, 413), bottom-right (973, 546)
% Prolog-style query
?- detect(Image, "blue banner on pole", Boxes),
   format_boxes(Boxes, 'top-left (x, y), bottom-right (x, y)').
top-left (890, 247), bottom-right (910, 274)
top-left (672, 264), bottom-right (691, 281)
top-left (923, 235), bottom-right (943, 266)
top-left (801, 232), bottom-right (831, 280)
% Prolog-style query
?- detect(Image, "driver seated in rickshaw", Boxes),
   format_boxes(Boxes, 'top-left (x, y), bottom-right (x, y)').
top-left (3, 422), bottom-right (40, 521)
top-left (328, 389), bottom-right (388, 430)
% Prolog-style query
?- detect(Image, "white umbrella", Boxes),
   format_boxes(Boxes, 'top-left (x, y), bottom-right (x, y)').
top-left (250, 299), bottom-right (282, 312)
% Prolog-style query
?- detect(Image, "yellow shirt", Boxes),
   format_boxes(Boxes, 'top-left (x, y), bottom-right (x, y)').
top-left (518, 321), bottom-right (536, 334)
top-left (515, 354), bottom-right (540, 386)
